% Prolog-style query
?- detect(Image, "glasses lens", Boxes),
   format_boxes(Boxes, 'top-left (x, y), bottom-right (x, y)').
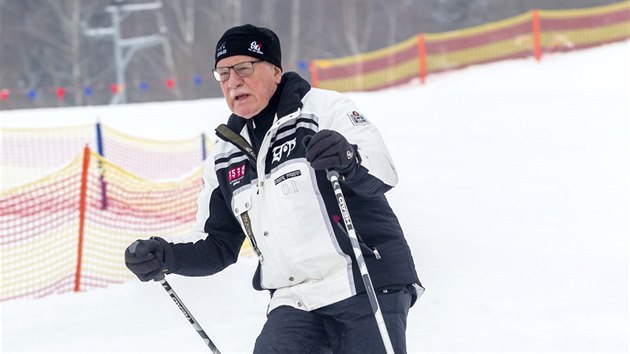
top-left (234, 62), bottom-right (254, 77)
top-left (213, 61), bottom-right (259, 82)
top-left (213, 68), bottom-right (229, 82)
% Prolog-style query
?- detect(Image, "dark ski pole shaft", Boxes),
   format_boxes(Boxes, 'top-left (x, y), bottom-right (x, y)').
top-left (158, 279), bottom-right (221, 354)
top-left (326, 170), bottom-right (395, 354)
top-left (128, 241), bottom-right (221, 354)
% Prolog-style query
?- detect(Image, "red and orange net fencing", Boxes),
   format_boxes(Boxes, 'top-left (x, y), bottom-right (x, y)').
top-left (309, 1), bottom-right (630, 92)
top-left (98, 124), bottom-right (210, 180)
top-left (1, 125), bottom-right (96, 189)
top-left (2, 123), bottom-right (210, 189)
top-left (1, 147), bottom-right (203, 301)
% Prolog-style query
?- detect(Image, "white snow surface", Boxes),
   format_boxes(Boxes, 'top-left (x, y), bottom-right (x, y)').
top-left (1, 41), bottom-right (629, 353)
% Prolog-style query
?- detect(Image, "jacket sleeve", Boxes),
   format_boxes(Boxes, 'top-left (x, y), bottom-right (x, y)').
top-left (161, 157), bottom-right (215, 243)
top-left (310, 89), bottom-right (399, 195)
top-left (162, 158), bottom-right (246, 276)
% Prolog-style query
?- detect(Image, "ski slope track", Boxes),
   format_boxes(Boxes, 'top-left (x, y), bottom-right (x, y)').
top-left (1, 41), bottom-right (629, 353)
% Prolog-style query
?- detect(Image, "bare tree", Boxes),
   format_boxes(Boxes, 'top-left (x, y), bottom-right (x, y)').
top-left (1, 0), bottom-right (623, 109)
top-left (288, 0), bottom-right (301, 71)
top-left (172, 0), bottom-right (195, 48)
top-left (260, 0), bottom-right (276, 27)
top-left (155, 0), bottom-right (182, 99)
top-left (232, 0), bottom-right (242, 25)
top-left (51, 0), bottom-right (84, 106)
top-left (0, 0), bottom-right (5, 40)
top-left (342, 2), bottom-right (361, 55)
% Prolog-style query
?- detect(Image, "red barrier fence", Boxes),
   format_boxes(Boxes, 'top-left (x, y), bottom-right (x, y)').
top-left (310, 2), bottom-right (630, 92)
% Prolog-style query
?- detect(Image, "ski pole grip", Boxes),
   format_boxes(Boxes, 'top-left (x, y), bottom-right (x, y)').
top-left (326, 169), bottom-right (340, 181)
top-left (128, 240), bottom-right (139, 254)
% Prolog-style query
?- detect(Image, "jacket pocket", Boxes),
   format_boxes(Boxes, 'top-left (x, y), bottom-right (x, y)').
top-left (231, 188), bottom-right (252, 217)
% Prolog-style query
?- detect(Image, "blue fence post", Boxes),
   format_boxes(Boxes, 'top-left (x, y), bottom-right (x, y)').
top-left (95, 122), bottom-right (108, 210)
top-left (96, 122), bottom-right (105, 157)
top-left (201, 133), bottom-right (207, 161)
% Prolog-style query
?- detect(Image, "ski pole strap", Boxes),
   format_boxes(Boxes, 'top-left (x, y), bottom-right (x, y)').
top-left (239, 211), bottom-right (264, 263)
top-left (215, 124), bottom-right (257, 167)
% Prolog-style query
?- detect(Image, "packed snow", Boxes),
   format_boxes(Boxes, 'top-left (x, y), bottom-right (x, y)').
top-left (1, 41), bottom-right (628, 353)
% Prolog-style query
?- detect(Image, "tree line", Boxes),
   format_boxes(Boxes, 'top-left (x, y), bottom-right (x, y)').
top-left (0, 0), bottom-right (619, 110)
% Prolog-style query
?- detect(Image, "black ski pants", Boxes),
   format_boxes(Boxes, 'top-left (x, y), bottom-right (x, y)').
top-left (253, 286), bottom-right (414, 354)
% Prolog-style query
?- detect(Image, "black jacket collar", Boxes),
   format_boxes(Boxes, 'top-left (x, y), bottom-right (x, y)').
top-left (225, 72), bottom-right (311, 133)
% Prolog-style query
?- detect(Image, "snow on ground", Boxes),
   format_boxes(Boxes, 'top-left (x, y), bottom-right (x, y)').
top-left (1, 41), bottom-right (629, 353)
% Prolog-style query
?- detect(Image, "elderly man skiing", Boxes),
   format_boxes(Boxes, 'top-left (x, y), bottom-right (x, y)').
top-left (125, 24), bottom-right (423, 354)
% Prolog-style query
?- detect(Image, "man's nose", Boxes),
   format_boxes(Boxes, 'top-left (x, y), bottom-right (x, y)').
top-left (227, 68), bottom-right (243, 88)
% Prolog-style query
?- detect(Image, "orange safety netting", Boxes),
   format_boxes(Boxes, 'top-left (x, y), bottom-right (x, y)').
top-left (1, 123), bottom-right (209, 189)
top-left (310, 1), bottom-right (630, 92)
top-left (1, 147), bottom-right (203, 301)
top-left (1, 125), bottom-right (95, 189)
top-left (99, 124), bottom-right (210, 180)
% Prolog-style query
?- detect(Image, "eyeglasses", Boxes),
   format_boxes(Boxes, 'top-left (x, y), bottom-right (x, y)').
top-left (213, 60), bottom-right (263, 82)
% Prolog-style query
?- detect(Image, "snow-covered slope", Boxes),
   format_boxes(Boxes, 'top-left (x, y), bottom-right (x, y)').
top-left (2, 41), bottom-right (628, 353)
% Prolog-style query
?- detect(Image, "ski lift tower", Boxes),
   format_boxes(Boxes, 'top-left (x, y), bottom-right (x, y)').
top-left (84, 0), bottom-right (165, 104)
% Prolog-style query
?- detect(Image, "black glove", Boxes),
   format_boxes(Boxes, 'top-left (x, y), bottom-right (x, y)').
top-left (304, 130), bottom-right (360, 176)
top-left (124, 238), bottom-right (169, 282)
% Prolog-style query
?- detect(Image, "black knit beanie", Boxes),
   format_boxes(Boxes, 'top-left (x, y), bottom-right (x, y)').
top-left (214, 24), bottom-right (282, 70)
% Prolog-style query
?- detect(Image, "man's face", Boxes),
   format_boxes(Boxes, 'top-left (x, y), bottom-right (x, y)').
top-left (217, 55), bottom-right (282, 119)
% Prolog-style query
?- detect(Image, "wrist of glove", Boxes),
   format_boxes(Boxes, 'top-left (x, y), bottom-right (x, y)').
top-left (124, 237), bottom-right (173, 282)
top-left (304, 130), bottom-right (361, 178)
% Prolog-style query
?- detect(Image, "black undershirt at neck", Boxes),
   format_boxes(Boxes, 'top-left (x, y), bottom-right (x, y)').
top-left (245, 81), bottom-right (284, 154)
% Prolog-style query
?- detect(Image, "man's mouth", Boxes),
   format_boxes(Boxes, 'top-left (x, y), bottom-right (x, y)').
top-left (234, 93), bottom-right (250, 101)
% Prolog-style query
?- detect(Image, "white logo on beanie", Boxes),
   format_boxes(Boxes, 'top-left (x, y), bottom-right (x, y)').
top-left (217, 41), bottom-right (227, 57)
top-left (248, 41), bottom-right (263, 55)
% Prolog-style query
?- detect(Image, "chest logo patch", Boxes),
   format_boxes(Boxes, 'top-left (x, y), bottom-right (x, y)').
top-left (272, 138), bottom-right (296, 164)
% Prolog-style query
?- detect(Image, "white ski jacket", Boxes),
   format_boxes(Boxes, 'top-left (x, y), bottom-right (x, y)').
top-left (163, 73), bottom-right (421, 313)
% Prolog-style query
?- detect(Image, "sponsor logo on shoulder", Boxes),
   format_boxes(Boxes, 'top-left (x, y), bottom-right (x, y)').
top-left (228, 164), bottom-right (246, 186)
top-left (347, 111), bottom-right (369, 126)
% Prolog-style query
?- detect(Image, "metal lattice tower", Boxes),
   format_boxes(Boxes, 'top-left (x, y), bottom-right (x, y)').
top-left (83, 0), bottom-right (166, 104)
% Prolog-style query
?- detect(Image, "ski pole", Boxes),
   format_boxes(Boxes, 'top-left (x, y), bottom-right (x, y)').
top-left (158, 278), bottom-right (221, 354)
top-left (128, 241), bottom-right (221, 354)
top-left (326, 170), bottom-right (395, 354)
